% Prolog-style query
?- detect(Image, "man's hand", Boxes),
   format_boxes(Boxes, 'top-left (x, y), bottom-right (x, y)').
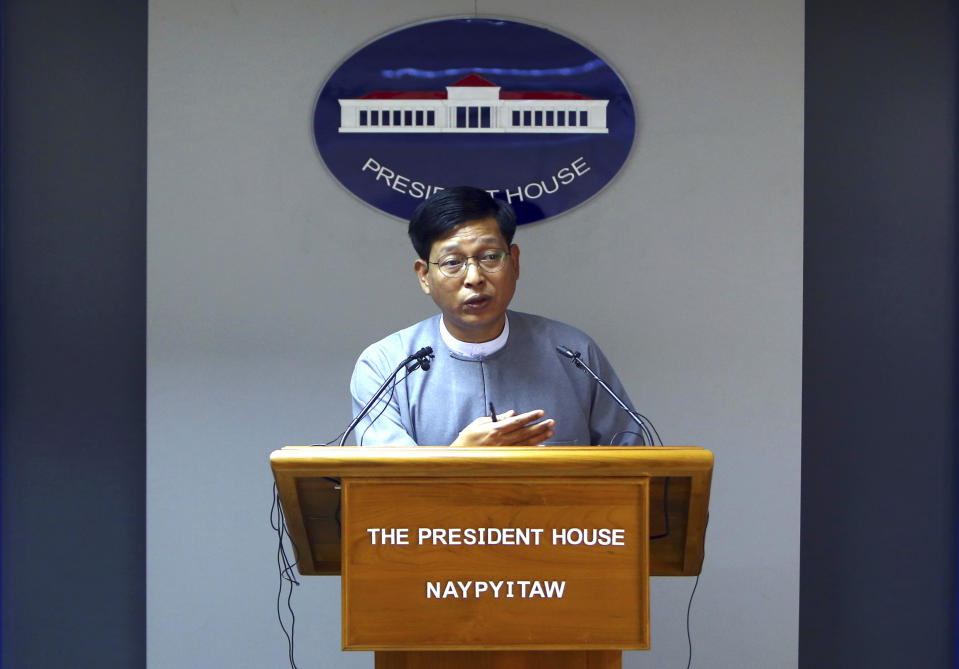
top-left (450, 409), bottom-right (555, 447)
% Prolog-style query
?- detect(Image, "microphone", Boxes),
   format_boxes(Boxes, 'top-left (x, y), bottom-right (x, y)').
top-left (408, 346), bottom-right (434, 371)
top-left (339, 346), bottom-right (434, 446)
top-left (555, 345), bottom-right (656, 446)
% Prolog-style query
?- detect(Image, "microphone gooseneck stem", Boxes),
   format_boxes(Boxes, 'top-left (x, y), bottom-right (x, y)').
top-left (339, 359), bottom-right (407, 446)
top-left (573, 356), bottom-right (643, 428)
top-left (340, 347), bottom-right (433, 446)
top-left (556, 345), bottom-right (652, 445)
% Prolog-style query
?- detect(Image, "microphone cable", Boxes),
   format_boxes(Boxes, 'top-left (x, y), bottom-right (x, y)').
top-left (613, 416), bottom-right (670, 542)
top-left (684, 512), bottom-right (709, 669)
top-left (685, 573), bottom-right (700, 669)
top-left (556, 345), bottom-right (658, 446)
top-left (556, 344), bottom-right (706, 668)
top-left (339, 347), bottom-right (433, 446)
top-left (358, 365), bottom-right (418, 446)
top-left (271, 482), bottom-right (300, 669)
top-left (558, 345), bottom-right (669, 540)
top-left (305, 347), bottom-right (433, 447)
top-left (311, 429), bottom-right (346, 448)
top-left (269, 348), bottom-right (432, 666)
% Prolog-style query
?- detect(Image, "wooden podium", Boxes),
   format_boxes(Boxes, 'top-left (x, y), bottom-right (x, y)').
top-left (270, 446), bottom-right (712, 669)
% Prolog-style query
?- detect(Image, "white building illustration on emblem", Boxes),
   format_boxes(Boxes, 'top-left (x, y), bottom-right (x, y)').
top-left (338, 73), bottom-right (609, 134)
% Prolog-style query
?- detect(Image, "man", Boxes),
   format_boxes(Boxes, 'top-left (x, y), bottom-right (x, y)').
top-left (349, 186), bottom-right (643, 447)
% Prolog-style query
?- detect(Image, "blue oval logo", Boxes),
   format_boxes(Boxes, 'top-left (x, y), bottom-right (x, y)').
top-left (313, 18), bottom-right (636, 225)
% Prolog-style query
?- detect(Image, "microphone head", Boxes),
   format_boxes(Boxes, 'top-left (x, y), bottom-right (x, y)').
top-left (556, 345), bottom-right (579, 359)
top-left (410, 346), bottom-right (434, 372)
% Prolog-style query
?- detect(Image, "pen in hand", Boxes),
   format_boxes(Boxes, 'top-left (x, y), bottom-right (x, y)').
top-left (489, 402), bottom-right (497, 422)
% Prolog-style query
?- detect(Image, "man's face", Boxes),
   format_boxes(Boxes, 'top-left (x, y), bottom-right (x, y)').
top-left (414, 216), bottom-right (520, 343)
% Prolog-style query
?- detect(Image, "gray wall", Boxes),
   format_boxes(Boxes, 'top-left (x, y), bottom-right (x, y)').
top-left (147, 1), bottom-right (802, 667)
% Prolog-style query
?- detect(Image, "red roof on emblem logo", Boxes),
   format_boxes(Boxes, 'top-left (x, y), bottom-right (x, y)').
top-left (449, 73), bottom-right (498, 87)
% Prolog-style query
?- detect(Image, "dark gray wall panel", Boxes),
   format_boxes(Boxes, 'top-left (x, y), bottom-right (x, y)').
top-left (802, 1), bottom-right (957, 667)
top-left (1, 1), bottom-right (146, 667)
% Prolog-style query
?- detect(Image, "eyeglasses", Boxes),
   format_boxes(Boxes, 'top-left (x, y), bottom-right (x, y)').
top-left (429, 249), bottom-right (510, 278)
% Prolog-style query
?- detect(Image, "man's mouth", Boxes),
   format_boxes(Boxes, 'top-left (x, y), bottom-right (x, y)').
top-left (463, 295), bottom-right (491, 310)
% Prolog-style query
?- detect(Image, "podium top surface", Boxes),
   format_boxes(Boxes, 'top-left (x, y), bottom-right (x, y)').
top-left (270, 445), bottom-right (713, 478)
top-left (271, 446), bottom-right (713, 577)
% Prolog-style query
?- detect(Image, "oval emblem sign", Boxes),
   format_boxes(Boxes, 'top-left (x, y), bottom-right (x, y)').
top-left (313, 18), bottom-right (636, 225)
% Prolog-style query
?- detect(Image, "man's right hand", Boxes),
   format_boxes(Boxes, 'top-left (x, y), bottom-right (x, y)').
top-left (450, 409), bottom-right (556, 447)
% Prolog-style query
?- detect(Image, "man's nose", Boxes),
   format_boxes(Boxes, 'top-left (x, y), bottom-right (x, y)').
top-left (463, 259), bottom-right (485, 285)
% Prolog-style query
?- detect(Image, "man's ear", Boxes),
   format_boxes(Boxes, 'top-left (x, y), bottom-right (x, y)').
top-left (510, 244), bottom-right (520, 280)
top-left (414, 258), bottom-right (431, 295)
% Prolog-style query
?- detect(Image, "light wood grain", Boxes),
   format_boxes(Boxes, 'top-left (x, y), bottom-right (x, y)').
top-left (341, 477), bottom-right (649, 651)
top-left (272, 446), bottom-right (713, 478)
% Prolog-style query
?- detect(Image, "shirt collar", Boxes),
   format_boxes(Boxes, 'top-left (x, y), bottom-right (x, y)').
top-left (439, 315), bottom-right (510, 359)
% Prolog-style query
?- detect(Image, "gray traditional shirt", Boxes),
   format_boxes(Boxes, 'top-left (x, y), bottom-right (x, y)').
top-left (349, 310), bottom-right (643, 446)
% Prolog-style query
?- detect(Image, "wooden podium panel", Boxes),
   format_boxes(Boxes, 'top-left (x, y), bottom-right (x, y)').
top-left (341, 477), bottom-right (650, 650)
top-left (271, 447), bottom-right (713, 668)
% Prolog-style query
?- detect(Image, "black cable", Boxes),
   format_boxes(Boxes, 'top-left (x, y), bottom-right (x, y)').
top-left (271, 483), bottom-right (300, 669)
top-left (611, 409), bottom-right (661, 448)
top-left (613, 416), bottom-right (669, 539)
top-left (334, 489), bottom-right (342, 538)
top-left (273, 492), bottom-right (298, 668)
top-left (684, 512), bottom-right (709, 669)
top-left (630, 410), bottom-right (662, 446)
top-left (649, 476), bottom-right (671, 540)
top-left (311, 428), bottom-right (346, 447)
top-left (640, 414), bottom-right (670, 539)
top-left (311, 355), bottom-right (421, 447)
top-left (283, 565), bottom-right (297, 669)
top-left (319, 477), bottom-right (343, 538)
top-left (340, 348), bottom-right (432, 446)
top-left (633, 415), bottom-right (654, 447)
top-left (358, 366), bottom-right (410, 446)
top-left (611, 429), bottom-right (645, 446)
top-left (685, 573), bottom-right (700, 669)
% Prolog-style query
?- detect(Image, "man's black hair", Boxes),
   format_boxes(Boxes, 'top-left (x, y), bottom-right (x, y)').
top-left (408, 186), bottom-right (517, 260)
